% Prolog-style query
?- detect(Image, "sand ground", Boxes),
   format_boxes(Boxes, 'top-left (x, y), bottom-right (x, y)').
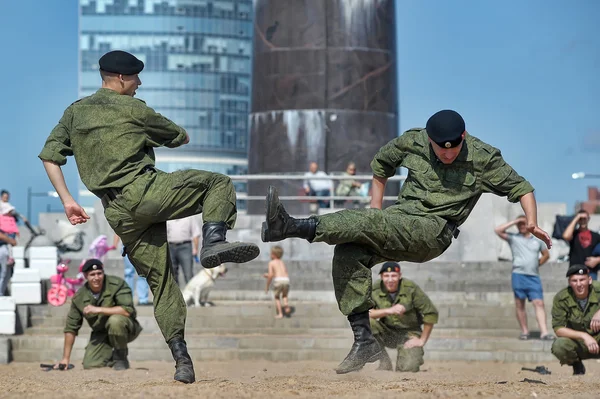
top-left (2, 360), bottom-right (600, 398)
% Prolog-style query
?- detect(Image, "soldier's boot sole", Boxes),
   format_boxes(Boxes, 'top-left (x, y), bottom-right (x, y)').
top-left (200, 242), bottom-right (260, 269)
top-left (335, 342), bottom-right (383, 374)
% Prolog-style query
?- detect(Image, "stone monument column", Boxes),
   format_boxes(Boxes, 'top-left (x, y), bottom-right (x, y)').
top-left (248, 0), bottom-right (398, 214)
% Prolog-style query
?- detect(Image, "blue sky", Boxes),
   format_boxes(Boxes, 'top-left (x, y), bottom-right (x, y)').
top-left (0, 0), bottom-right (598, 224)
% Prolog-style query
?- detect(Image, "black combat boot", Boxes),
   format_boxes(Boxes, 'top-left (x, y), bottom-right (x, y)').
top-left (376, 349), bottom-right (393, 371)
top-left (261, 186), bottom-right (317, 242)
top-left (200, 222), bottom-right (260, 269)
top-left (168, 338), bottom-right (195, 384)
top-left (335, 311), bottom-right (383, 374)
top-left (112, 348), bottom-right (129, 371)
top-left (572, 360), bottom-right (586, 375)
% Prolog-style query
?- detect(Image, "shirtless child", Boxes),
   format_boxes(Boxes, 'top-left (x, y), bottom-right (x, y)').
top-left (263, 246), bottom-right (291, 319)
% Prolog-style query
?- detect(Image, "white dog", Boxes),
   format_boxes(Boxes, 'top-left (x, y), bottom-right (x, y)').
top-left (181, 265), bottom-right (227, 307)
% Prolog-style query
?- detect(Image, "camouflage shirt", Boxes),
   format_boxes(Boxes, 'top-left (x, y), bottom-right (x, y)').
top-left (38, 88), bottom-right (187, 198)
top-left (64, 275), bottom-right (137, 335)
top-left (370, 129), bottom-right (534, 225)
top-left (371, 278), bottom-right (438, 332)
top-left (552, 281), bottom-right (600, 337)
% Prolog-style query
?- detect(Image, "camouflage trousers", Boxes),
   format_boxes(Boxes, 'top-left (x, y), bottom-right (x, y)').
top-left (314, 207), bottom-right (453, 315)
top-left (83, 315), bottom-right (142, 369)
top-left (370, 319), bottom-right (424, 372)
top-left (551, 337), bottom-right (600, 365)
top-left (104, 169), bottom-right (238, 344)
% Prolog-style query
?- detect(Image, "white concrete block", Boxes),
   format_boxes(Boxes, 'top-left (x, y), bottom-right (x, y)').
top-left (29, 246), bottom-right (57, 260)
top-left (11, 246), bottom-right (25, 259)
top-left (29, 258), bottom-right (56, 279)
top-left (11, 282), bottom-right (42, 305)
top-left (13, 258), bottom-right (25, 269)
top-left (0, 312), bottom-right (15, 335)
top-left (11, 268), bottom-right (41, 283)
top-left (0, 297), bottom-right (16, 311)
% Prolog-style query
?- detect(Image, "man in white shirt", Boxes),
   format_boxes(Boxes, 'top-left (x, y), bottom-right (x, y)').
top-left (167, 216), bottom-right (201, 285)
top-left (303, 162), bottom-right (333, 209)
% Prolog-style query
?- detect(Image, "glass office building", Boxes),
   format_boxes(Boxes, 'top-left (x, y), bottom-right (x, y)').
top-left (78, 0), bottom-right (252, 209)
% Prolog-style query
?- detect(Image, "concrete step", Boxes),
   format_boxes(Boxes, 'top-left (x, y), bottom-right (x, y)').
top-left (10, 336), bottom-right (557, 363)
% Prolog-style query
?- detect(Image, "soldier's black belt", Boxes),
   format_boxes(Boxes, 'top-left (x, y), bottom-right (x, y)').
top-left (100, 165), bottom-right (156, 208)
top-left (446, 221), bottom-right (460, 239)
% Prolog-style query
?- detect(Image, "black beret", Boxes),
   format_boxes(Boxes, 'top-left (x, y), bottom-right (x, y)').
top-left (566, 265), bottom-right (589, 278)
top-left (82, 258), bottom-right (104, 273)
top-left (379, 261), bottom-right (400, 274)
top-left (426, 110), bottom-right (466, 148)
top-left (99, 50), bottom-right (144, 75)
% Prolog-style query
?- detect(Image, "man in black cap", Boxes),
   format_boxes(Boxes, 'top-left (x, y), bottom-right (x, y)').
top-left (53, 259), bottom-right (142, 371)
top-left (551, 264), bottom-right (600, 375)
top-left (38, 50), bottom-right (260, 383)
top-left (261, 109), bottom-right (552, 373)
top-left (369, 262), bottom-right (438, 372)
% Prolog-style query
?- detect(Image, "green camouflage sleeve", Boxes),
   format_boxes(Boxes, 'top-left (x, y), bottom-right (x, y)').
top-left (370, 134), bottom-right (410, 178)
top-left (551, 293), bottom-right (568, 333)
top-left (114, 280), bottom-right (136, 318)
top-left (144, 107), bottom-right (188, 148)
top-left (412, 285), bottom-right (439, 324)
top-left (63, 301), bottom-right (83, 335)
top-left (38, 108), bottom-right (74, 165)
top-left (480, 149), bottom-right (534, 202)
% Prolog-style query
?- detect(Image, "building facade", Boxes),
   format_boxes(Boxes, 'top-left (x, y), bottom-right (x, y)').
top-left (78, 0), bottom-right (252, 209)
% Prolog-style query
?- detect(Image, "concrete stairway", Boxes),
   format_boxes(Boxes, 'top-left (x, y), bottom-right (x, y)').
top-left (10, 297), bottom-right (557, 364)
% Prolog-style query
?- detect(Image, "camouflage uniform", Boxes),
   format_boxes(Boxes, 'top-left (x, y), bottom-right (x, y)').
top-left (313, 129), bottom-right (534, 315)
top-left (551, 281), bottom-right (600, 364)
top-left (370, 278), bottom-right (438, 371)
top-left (39, 88), bottom-right (238, 344)
top-left (64, 275), bottom-right (142, 369)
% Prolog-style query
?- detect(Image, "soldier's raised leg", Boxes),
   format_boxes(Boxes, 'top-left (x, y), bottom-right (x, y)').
top-left (128, 169), bottom-right (260, 269)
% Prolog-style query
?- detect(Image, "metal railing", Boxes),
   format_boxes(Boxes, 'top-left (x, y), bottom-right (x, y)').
top-left (229, 174), bottom-right (406, 209)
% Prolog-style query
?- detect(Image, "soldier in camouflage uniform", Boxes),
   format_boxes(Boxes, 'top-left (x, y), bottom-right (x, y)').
top-left (54, 259), bottom-right (142, 371)
top-left (261, 109), bottom-right (552, 374)
top-left (39, 50), bottom-right (260, 383)
top-left (369, 262), bottom-right (437, 372)
top-left (551, 265), bottom-right (600, 375)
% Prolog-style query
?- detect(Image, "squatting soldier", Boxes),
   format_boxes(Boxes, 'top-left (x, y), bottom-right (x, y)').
top-left (54, 259), bottom-right (142, 370)
top-left (551, 265), bottom-right (600, 375)
top-left (39, 50), bottom-right (260, 383)
top-left (261, 109), bottom-right (552, 374)
top-left (369, 262), bottom-right (438, 372)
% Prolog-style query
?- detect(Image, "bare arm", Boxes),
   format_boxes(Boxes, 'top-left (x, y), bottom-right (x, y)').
top-left (192, 236), bottom-right (200, 256)
top-left (369, 175), bottom-right (387, 209)
top-left (519, 192), bottom-right (551, 249)
top-left (112, 235), bottom-right (121, 248)
top-left (539, 249), bottom-right (550, 266)
top-left (562, 214), bottom-right (581, 242)
top-left (369, 308), bottom-right (390, 319)
top-left (0, 232), bottom-right (16, 246)
top-left (494, 218), bottom-right (520, 241)
top-left (42, 160), bottom-right (90, 225)
top-left (56, 332), bottom-right (76, 368)
top-left (419, 322), bottom-right (434, 345)
top-left (264, 262), bottom-right (274, 293)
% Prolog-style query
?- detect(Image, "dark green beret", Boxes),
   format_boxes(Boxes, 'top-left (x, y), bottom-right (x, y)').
top-left (99, 50), bottom-right (144, 75)
top-left (379, 261), bottom-right (400, 274)
top-left (566, 264), bottom-right (589, 278)
top-left (426, 110), bottom-right (466, 148)
top-left (82, 258), bottom-right (104, 273)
